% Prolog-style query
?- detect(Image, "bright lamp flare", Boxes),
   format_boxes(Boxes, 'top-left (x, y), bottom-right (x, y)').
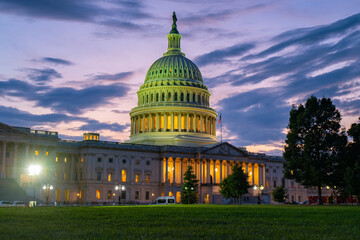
top-left (28, 164), bottom-right (41, 176)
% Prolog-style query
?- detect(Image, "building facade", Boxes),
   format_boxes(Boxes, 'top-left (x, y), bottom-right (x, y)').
top-left (0, 14), bottom-right (309, 204)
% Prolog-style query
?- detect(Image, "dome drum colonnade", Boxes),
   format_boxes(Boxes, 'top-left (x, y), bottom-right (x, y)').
top-left (128, 13), bottom-right (217, 146)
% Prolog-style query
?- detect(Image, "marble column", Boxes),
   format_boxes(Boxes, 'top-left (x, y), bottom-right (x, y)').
top-left (220, 161), bottom-right (223, 182)
top-left (1, 142), bottom-right (6, 178)
top-left (165, 158), bottom-right (168, 183)
top-left (252, 164), bottom-right (255, 185)
top-left (226, 161), bottom-right (230, 178)
top-left (173, 158), bottom-right (176, 184)
top-left (12, 142), bottom-right (18, 179)
top-left (171, 113), bottom-right (174, 131)
top-left (70, 155), bottom-right (75, 181)
top-left (180, 158), bottom-right (183, 184)
top-left (178, 113), bottom-right (181, 131)
top-left (206, 160), bottom-right (210, 184)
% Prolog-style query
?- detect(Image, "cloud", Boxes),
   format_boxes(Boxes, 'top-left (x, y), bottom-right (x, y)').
top-left (31, 83), bottom-right (130, 114)
top-left (0, 105), bottom-right (82, 127)
top-left (181, 3), bottom-right (271, 26)
top-left (25, 68), bottom-right (62, 83)
top-left (90, 71), bottom-right (133, 81)
top-left (246, 13), bottom-right (360, 60)
top-left (78, 120), bottom-right (129, 132)
top-left (40, 57), bottom-right (74, 66)
top-left (0, 78), bottom-right (130, 114)
top-left (212, 13), bottom-right (360, 149)
top-left (0, 0), bottom-right (152, 30)
top-left (194, 43), bottom-right (255, 67)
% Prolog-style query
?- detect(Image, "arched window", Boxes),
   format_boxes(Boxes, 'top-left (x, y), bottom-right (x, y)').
top-left (187, 93), bottom-right (190, 102)
top-left (174, 92), bottom-right (178, 101)
top-left (146, 94), bottom-right (149, 103)
top-left (162, 92), bottom-right (165, 101)
top-left (192, 93), bottom-right (195, 102)
top-left (180, 92), bottom-right (184, 102)
top-left (156, 93), bottom-right (159, 101)
top-left (198, 94), bottom-right (201, 103)
top-left (168, 92), bottom-right (171, 101)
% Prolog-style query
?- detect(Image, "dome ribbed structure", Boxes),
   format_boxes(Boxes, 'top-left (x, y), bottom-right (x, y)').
top-left (127, 13), bottom-right (218, 146)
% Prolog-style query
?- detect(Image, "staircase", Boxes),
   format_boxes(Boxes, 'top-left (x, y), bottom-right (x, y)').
top-left (0, 179), bottom-right (29, 201)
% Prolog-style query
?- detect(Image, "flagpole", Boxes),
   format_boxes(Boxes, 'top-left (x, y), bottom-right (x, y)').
top-left (220, 118), bottom-right (222, 142)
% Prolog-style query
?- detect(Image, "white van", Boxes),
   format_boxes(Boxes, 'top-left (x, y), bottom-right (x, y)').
top-left (154, 196), bottom-right (176, 205)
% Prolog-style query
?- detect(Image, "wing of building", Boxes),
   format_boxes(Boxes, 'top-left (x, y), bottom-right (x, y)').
top-left (0, 14), bottom-right (311, 205)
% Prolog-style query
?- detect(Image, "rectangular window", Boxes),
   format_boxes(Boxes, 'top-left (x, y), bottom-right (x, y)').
top-left (35, 150), bottom-right (38, 156)
top-left (145, 174), bottom-right (150, 183)
top-left (181, 116), bottom-right (185, 130)
top-left (96, 189), bottom-right (101, 199)
top-left (108, 190), bottom-right (112, 200)
top-left (135, 174), bottom-right (140, 183)
top-left (108, 172), bottom-right (112, 182)
top-left (97, 157), bottom-right (102, 162)
top-left (46, 152), bottom-right (48, 156)
top-left (64, 157), bottom-right (67, 163)
top-left (121, 169), bottom-right (127, 182)
top-left (135, 191), bottom-right (139, 200)
top-left (109, 158), bottom-right (113, 163)
top-left (136, 160), bottom-right (140, 165)
top-left (97, 172), bottom-right (102, 181)
top-left (81, 157), bottom-right (84, 162)
top-left (146, 160), bottom-right (150, 166)
top-left (122, 159), bottom-right (126, 164)
top-left (146, 191), bottom-right (150, 200)
top-left (273, 180), bottom-right (277, 187)
top-left (144, 117), bottom-right (148, 131)
top-left (56, 157), bottom-right (58, 162)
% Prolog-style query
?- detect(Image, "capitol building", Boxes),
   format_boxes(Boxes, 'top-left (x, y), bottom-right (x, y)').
top-left (0, 15), bottom-right (307, 204)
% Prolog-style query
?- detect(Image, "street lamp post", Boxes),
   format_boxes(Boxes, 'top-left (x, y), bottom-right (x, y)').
top-left (28, 164), bottom-right (41, 207)
top-left (253, 185), bottom-right (264, 204)
top-left (115, 185), bottom-right (125, 205)
top-left (42, 184), bottom-right (54, 205)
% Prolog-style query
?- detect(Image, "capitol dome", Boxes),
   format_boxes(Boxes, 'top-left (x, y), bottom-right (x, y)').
top-left (127, 13), bottom-right (218, 146)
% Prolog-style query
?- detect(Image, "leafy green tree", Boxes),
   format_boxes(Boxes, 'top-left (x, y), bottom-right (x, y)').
top-left (283, 96), bottom-right (347, 205)
top-left (181, 166), bottom-right (199, 204)
top-left (341, 119), bottom-right (360, 204)
top-left (220, 164), bottom-right (250, 204)
top-left (272, 186), bottom-right (288, 203)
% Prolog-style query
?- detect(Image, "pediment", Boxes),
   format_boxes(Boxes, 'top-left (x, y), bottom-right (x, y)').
top-left (0, 122), bottom-right (29, 135)
top-left (202, 142), bottom-right (246, 156)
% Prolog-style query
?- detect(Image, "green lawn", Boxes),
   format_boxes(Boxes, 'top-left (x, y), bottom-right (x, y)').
top-left (0, 205), bottom-right (359, 239)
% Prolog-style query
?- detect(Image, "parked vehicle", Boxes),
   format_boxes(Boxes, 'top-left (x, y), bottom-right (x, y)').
top-left (154, 196), bottom-right (176, 205)
top-left (0, 201), bottom-right (12, 207)
top-left (12, 201), bottom-right (26, 207)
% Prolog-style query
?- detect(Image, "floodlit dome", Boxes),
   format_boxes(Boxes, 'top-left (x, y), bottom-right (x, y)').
top-left (127, 13), bottom-right (218, 146)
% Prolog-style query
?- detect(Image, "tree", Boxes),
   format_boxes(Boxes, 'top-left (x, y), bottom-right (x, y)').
top-left (219, 164), bottom-right (250, 204)
top-left (272, 186), bottom-right (288, 203)
top-left (283, 96), bottom-right (347, 205)
top-left (181, 166), bottom-right (199, 204)
top-left (341, 118), bottom-right (360, 204)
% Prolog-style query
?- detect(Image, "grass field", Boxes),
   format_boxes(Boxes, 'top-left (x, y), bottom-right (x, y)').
top-left (0, 205), bottom-right (359, 239)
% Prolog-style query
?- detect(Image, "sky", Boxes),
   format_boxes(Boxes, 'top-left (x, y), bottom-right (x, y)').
top-left (0, 0), bottom-right (359, 156)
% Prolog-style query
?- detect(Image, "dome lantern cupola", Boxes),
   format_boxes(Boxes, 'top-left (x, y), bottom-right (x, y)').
top-left (127, 12), bottom-right (218, 147)
top-left (165, 12), bottom-right (184, 57)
